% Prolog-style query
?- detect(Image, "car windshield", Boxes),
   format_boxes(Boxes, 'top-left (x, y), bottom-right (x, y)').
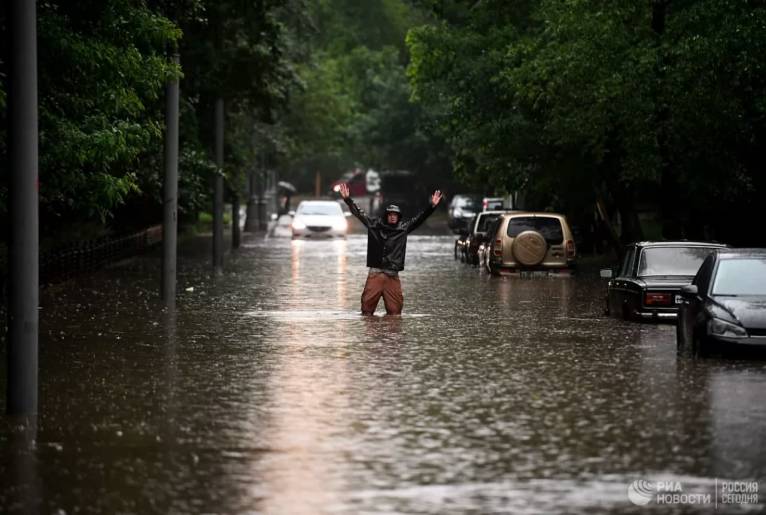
top-left (476, 214), bottom-right (499, 232)
top-left (297, 203), bottom-right (342, 216)
top-left (638, 247), bottom-right (716, 277)
top-left (712, 258), bottom-right (766, 296)
top-left (507, 217), bottom-right (563, 244)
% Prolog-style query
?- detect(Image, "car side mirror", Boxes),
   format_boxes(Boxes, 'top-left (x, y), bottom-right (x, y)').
top-left (680, 284), bottom-right (698, 296)
top-left (599, 268), bottom-right (613, 279)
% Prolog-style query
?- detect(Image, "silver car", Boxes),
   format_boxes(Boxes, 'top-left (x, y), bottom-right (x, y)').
top-left (291, 200), bottom-right (349, 238)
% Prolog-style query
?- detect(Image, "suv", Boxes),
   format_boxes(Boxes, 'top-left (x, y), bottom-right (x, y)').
top-left (448, 194), bottom-right (482, 233)
top-left (485, 212), bottom-right (576, 275)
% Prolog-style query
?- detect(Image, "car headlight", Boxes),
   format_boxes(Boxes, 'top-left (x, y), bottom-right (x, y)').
top-left (708, 318), bottom-right (747, 337)
top-left (292, 220), bottom-right (306, 230)
top-left (332, 219), bottom-right (347, 231)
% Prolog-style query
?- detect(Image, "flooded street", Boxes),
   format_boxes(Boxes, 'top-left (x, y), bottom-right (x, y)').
top-left (2, 233), bottom-right (766, 514)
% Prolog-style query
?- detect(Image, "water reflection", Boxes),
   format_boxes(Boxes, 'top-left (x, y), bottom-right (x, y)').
top-left (253, 312), bottom-right (351, 513)
top-left (710, 369), bottom-right (766, 479)
top-left (3, 416), bottom-right (40, 515)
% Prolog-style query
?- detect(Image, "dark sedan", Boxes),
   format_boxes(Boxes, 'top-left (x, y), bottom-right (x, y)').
top-left (605, 241), bottom-right (727, 321)
top-left (454, 215), bottom-right (476, 260)
top-left (677, 249), bottom-right (766, 356)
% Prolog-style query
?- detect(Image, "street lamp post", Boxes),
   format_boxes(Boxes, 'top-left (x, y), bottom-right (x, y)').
top-left (161, 54), bottom-right (180, 307)
top-left (7, 0), bottom-right (39, 415)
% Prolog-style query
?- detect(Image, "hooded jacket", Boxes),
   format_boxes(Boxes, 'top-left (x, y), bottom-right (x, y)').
top-left (344, 197), bottom-right (436, 272)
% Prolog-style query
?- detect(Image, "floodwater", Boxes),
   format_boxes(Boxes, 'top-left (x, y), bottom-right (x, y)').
top-left (2, 233), bottom-right (766, 514)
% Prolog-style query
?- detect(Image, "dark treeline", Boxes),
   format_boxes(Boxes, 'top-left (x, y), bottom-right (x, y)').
top-left (407, 0), bottom-right (766, 246)
top-left (1, 0), bottom-right (765, 249)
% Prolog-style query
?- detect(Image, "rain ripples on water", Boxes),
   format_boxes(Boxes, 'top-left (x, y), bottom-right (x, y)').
top-left (1, 234), bottom-right (765, 513)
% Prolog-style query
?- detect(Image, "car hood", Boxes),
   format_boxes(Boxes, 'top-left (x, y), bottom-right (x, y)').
top-left (639, 276), bottom-right (695, 289)
top-left (713, 296), bottom-right (766, 330)
top-left (294, 214), bottom-right (341, 227)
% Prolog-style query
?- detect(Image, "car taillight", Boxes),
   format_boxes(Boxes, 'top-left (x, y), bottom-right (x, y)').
top-left (644, 292), bottom-right (672, 306)
top-left (493, 239), bottom-right (502, 256)
top-left (566, 239), bottom-right (576, 259)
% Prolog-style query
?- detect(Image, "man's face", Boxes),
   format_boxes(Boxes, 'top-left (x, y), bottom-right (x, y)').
top-left (386, 211), bottom-right (400, 225)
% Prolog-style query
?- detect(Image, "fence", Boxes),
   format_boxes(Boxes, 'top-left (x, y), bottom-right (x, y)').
top-left (38, 225), bottom-right (163, 284)
top-left (0, 226), bottom-right (163, 299)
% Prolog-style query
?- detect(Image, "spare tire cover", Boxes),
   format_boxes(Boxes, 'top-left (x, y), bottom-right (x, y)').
top-left (512, 230), bottom-right (548, 266)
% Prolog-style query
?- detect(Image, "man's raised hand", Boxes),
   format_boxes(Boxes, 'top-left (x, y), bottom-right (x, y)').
top-left (339, 183), bottom-right (350, 199)
top-left (431, 190), bottom-right (443, 207)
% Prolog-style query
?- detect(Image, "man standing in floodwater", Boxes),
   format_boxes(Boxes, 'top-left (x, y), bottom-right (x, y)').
top-left (339, 183), bottom-right (443, 315)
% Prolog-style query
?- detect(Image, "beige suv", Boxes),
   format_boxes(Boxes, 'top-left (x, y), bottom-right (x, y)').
top-left (485, 212), bottom-right (576, 275)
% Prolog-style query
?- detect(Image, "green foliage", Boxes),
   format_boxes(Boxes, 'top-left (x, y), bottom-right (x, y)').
top-left (407, 0), bottom-right (766, 242)
top-left (1, 0), bottom-right (307, 236)
top-left (279, 0), bottom-right (451, 193)
top-left (0, 0), bottom-right (181, 226)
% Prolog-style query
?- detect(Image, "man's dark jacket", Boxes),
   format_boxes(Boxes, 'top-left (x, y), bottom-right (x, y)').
top-left (344, 198), bottom-right (436, 272)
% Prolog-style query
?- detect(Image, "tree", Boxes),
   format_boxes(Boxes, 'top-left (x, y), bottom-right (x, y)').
top-left (407, 0), bottom-right (766, 245)
top-left (0, 0), bottom-right (180, 228)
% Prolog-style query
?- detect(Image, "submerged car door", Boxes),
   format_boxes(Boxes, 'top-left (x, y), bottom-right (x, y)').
top-left (680, 254), bottom-right (715, 346)
top-left (610, 246), bottom-right (636, 317)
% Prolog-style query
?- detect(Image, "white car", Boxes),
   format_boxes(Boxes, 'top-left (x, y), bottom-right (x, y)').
top-left (291, 200), bottom-right (348, 238)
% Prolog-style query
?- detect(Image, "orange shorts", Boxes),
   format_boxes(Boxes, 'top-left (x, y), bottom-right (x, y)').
top-left (361, 272), bottom-right (403, 315)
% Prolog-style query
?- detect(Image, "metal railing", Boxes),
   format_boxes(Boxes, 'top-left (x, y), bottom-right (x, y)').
top-left (0, 226), bottom-right (163, 296)
top-left (39, 225), bottom-right (163, 284)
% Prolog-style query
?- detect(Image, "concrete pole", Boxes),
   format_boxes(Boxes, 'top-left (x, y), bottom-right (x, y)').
top-left (7, 0), bottom-right (39, 416)
top-left (161, 54), bottom-right (180, 307)
top-left (213, 98), bottom-right (224, 275)
top-left (231, 194), bottom-right (240, 249)
top-left (244, 170), bottom-right (258, 232)
top-left (257, 170), bottom-right (266, 231)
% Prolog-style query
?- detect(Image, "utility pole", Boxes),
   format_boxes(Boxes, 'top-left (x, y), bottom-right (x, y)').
top-left (244, 169), bottom-right (258, 232)
top-left (213, 98), bottom-right (224, 275)
top-left (161, 54), bottom-right (180, 307)
top-left (7, 0), bottom-right (39, 415)
top-left (231, 193), bottom-right (240, 249)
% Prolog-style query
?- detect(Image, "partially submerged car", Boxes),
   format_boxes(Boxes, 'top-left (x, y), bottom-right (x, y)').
top-left (462, 210), bottom-right (515, 266)
top-left (484, 212), bottom-right (576, 276)
top-left (478, 217), bottom-right (504, 273)
top-left (448, 194), bottom-right (482, 233)
top-left (291, 200), bottom-right (349, 238)
top-left (677, 248), bottom-right (766, 356)
top-left (604, 241), bottom-right (727, 321)
top-left (454, 215), bottom-right (475, 260)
